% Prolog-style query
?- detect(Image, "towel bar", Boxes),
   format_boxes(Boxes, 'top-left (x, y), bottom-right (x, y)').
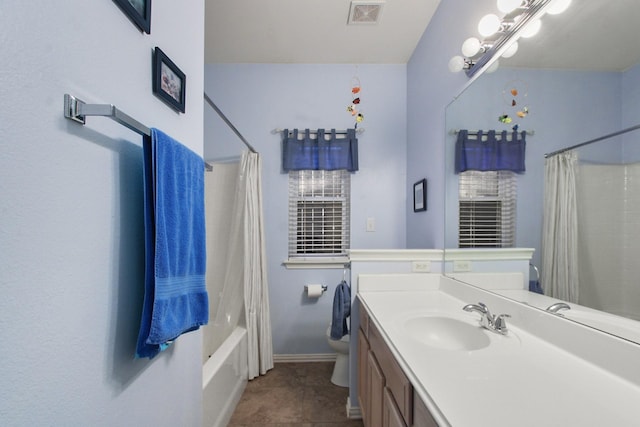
top-left (64, 94), bottom-right (151, 136)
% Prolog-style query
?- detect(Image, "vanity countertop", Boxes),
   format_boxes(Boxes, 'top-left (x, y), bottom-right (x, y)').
top-left (358, 286), bottom-right (640, 426)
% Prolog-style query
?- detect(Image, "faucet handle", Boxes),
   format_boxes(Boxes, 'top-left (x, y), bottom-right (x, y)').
top-left (493, 314), bottom-right (511, 334)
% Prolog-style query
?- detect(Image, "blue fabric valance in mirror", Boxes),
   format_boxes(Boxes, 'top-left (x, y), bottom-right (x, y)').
top-left (455, 130), bottom-right (526, 173)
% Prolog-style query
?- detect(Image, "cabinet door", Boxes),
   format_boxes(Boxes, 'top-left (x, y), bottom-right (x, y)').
top-left (413, 394), bottom-right (439, 427)
top-left (369, 320), bottom-right (413, 424)
top-left (383, 386), bottom-right (408, 427)
top-left (368, 351), bottom-right (385, 427)
top-left (358, 328), bottom-right (370, 424)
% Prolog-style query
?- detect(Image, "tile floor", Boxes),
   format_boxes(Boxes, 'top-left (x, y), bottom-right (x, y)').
top-left (228, 362), bottom-right (364, 427)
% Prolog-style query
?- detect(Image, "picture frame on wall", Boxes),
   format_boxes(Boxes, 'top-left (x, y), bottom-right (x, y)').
top-left (113, 0), bottom-right (151, 34)
top-left (152, 47), bottom-right (186, 113)
top-left (413, 178), bottom-right (427, 212)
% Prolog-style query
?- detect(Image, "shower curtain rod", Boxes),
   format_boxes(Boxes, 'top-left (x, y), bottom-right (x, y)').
top-left (204, 92), bottom-right (257, 154)
top-left (64, 94), bottom-right (151, 136)
top-left (272, 128), bottom-right (365, 135)
top-left (545, 124), bottom-right (640, 158)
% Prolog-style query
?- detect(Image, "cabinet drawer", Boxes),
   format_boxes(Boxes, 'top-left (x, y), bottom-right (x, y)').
top-left (369, 321), bottom-right (413, 425)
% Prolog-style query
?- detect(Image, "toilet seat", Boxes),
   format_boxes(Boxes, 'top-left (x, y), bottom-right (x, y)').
top-left (326, 326), bottom-right (350, 343)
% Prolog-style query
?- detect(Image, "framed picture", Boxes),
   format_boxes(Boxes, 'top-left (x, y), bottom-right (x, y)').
top-left (152, 47), bottom-right (186, 113)
top-left (113, 0), bottom-right (151, 34)
top-left (413, 179), bottom-right (427, 212)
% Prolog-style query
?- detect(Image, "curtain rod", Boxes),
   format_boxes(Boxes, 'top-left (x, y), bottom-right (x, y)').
top-left (450, 129), bottom-right (534, 136)
top-left (203, 92), bottom-right (257, 154)
top-left (544, 124), bottom-right (640, 158)
top-left (272, 128), bottom-right (365, 134)
top-left (64, 94), bottom-right (151, 136)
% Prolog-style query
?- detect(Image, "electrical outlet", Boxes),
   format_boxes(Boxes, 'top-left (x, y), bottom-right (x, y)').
top-left (453, 260), bottom-right (472, 272)
top-left (412, 261), bottom-right (431, 272)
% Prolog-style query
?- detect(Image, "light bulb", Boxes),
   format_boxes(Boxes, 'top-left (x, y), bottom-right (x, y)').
top-left (497, 0), bottom-right (522, 14)
top-left (547, 0), bottom-right (571, 15)
top-left (448, 56), bottom-right (465, 73)
top-left (502, 41), bottom-right (519, 58)
top-left (478, 14), bottom-right (501, 37)
top-left (520, 19), bottom-right (541, 38)
top-left (461, 37), bottom-right (481, 57)
top-left (486, 59), bottom-right (500, 73)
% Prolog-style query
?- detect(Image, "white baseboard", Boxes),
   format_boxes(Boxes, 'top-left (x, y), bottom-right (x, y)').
top-left (273, 353), bottom-right (337, 363)
top-left (346, 397), bottom-right (363, 419)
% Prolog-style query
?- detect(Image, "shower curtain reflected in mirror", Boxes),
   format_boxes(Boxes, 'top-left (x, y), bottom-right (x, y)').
top-left (543, 151), bottom-right (640, 321)
top-left (542, 151), bottom-right (579, 303)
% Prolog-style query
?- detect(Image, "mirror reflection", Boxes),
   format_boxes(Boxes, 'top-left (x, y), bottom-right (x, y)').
top-left (445, 0), bottom-right (640, 343)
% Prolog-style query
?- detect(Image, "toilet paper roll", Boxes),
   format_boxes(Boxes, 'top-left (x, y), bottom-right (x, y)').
top-left (306, 284), bottom-right (324, 298)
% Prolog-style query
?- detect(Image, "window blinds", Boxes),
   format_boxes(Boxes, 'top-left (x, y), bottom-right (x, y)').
top-left (288, 170), bottom-right (350, 257)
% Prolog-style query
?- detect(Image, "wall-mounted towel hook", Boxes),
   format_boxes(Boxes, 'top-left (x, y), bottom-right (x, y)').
top-left (342, 265), bottom-right (350, 283)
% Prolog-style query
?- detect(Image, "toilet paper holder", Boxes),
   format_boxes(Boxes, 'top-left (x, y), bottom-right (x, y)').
top-left (305, 284), bottom-right (328, 296)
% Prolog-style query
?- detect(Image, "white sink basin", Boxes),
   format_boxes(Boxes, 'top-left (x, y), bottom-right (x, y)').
top-left (403, 315), bottom-right (490, 351)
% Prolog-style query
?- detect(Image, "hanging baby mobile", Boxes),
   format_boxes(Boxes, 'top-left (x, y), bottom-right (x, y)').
top-left (347, 74), bottom-right (364, 127)
top-left (499, 79), bottom-right (529, 131)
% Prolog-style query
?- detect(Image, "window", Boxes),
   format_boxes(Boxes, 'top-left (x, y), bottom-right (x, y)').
top-left (458, 170), bottom-right (517, 248)
top-left (288, 169), bottom-right (350, 258)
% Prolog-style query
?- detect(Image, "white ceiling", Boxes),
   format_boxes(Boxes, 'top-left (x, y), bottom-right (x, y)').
top-left (204, 0), bottom-right (441, 64)
top-left (204, 0), bottom-right (640, 71)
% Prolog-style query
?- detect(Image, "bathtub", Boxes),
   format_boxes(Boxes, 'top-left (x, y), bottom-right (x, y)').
top-left (202, 326), bottom-right (248, 427)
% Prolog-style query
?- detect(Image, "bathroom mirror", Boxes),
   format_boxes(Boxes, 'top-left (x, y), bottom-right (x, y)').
top-left (444, 0), bottom-right (640, 344)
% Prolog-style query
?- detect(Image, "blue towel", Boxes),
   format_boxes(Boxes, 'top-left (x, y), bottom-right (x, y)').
top-left (529, 280), bottom-right (543, 294)
top-left (330, 281), bottom-right (351, 340)
top-left (136, 128), bottom-right (209, 359)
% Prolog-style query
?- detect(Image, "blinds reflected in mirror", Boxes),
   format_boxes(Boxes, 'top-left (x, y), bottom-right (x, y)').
top-left (458, 170), bottom-right (517, 248)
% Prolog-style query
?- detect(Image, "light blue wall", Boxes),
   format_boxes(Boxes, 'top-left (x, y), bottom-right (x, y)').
top-left (204, 64), bottom-right (407, 354)
top-left (1, 1), bottom-right (205, 425)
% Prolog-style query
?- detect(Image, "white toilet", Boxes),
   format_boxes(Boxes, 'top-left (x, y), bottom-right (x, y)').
top-left (326, 325), bottom-right (350, 387)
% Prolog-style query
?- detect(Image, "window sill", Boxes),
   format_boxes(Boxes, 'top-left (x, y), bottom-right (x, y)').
top-left (283, 257), bottom-right (350, 269)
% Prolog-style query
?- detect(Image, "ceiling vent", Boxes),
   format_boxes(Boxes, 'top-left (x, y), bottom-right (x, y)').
top-left (348, 1), bottom-right (385, 25)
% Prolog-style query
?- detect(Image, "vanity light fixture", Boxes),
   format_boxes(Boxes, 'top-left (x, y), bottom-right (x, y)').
top-left (497, 0), bottom-right (523, 14)
top-left (478, 14), bottom-right (502, 37)
top-left (520, 18), bottom-right (541, 38)
top-left (449, 0), bottom-right (572, 78)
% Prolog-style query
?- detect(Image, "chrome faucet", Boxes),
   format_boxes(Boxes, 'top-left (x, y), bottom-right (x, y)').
top-left (546, 302), bottom-right (571, 314)
top-left (462, 302), bottom-right (510, 335)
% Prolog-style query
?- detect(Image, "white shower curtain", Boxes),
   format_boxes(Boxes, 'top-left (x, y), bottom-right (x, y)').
top-left (216, 151), bottom-right (273, 379)
top-left (541, 150), bottom-right (579, 302)
top-left (241, 151), bottom-right (273, 379)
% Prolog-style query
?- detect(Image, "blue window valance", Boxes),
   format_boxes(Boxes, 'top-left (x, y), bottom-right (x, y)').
top-left (282, 128), bottom-right (359, 172)
top-left (455, 129), bottom-right (526, 173)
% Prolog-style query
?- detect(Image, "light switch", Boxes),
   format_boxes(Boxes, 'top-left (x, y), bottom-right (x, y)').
top-left (366, 217), bottom-right (376, 232)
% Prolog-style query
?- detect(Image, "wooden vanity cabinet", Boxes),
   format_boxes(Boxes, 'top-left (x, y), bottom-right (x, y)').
top-left (358, 302), bottom-right (439, 427)
top-left (413, 395), bottom-right (438, 427)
